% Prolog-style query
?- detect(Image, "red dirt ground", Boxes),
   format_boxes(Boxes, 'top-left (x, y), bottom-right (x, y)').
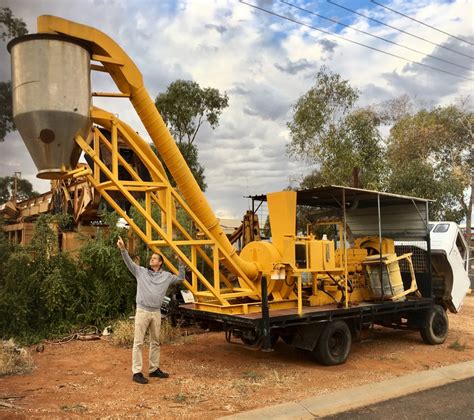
top-left (1, 294), bottom-right (473, 419)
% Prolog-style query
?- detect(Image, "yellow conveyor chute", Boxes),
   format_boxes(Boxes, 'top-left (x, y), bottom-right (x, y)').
top-left (36, 15), bottom-right (260, 282)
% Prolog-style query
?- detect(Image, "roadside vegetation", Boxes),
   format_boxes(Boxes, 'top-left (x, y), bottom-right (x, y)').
top-left (0, 212), bottom-right (137, 345)
top-left (0, 339), bottom-right (33, 376)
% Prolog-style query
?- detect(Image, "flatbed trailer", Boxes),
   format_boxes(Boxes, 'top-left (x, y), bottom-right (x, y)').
top-left (175, 186), bottom-right (469, 365)
top-left (179, 290), bottom-right (440, 365)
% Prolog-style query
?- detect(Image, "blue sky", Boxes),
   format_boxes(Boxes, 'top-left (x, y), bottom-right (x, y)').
top-left (0, 0), bottom-right (472, 219)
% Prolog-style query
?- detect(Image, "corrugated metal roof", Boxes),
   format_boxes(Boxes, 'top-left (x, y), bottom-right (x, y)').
top-left (249, 186), bottom-right (431, 240)
top-left (249, 185), bottom-right (432, 208)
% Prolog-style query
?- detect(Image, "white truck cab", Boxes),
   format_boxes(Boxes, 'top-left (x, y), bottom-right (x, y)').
top-left (429, 222), bottom-right (471, 312)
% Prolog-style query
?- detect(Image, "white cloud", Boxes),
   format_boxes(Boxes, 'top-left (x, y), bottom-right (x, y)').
top-left (0, 0), bottom-right (472, 219)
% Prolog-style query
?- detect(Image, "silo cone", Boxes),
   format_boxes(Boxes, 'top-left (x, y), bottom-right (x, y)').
top-left (8, 34), bottom-right (91, 179)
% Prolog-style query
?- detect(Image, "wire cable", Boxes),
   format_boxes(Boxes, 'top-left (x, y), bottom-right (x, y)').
top-left (281, 0), bottom-right (472, 71)
top-left (239, 1), bottom-right (473, 81)
top-left (370, 0), bottom-right (474, 46)
top-left (327, 0), bottom-right (473, 60)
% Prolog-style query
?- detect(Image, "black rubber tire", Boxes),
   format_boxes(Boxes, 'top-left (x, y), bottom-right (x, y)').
top-left (314, 320), bottom-right (352, 366)
top-left (420, 305), bottom-right (449, 345)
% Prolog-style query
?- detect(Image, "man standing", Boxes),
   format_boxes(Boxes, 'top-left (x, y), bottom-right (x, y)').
top-left (117, 237), bottom-right (185, 384)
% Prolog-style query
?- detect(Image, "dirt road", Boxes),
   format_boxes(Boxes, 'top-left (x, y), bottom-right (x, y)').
top-left (1, 295), bottom-right (473, 418)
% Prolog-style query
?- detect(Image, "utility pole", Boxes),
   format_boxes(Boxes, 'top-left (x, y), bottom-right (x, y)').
top-left (12, 171), bottom-right (21, 203)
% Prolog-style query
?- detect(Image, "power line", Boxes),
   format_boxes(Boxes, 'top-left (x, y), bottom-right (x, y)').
top-left (370, 0), bottom-right (474, 46)
top-left (327, 0), bottom-right (473, 60)
top-left (238, 1), bottom-right (473, 81)
top-left (281, 0), bottom-right (472, 71)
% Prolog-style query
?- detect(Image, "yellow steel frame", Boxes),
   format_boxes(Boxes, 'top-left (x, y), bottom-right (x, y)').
top-left (34, 15), bottom-right (291, 313)
top-left (35, 15), bottom-right (355, 315)
top-left (37, 15), bottom-right (260, 284)
top-left (70, 108), bottom-right (262, 308)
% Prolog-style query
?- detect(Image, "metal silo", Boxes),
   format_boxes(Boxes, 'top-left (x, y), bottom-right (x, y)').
top-left (8, 34), bottom-right (91, 179)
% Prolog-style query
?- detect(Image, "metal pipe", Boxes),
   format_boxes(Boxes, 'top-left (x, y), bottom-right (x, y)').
top-left (342, 189), bottom-right (348, 308)
top-left (426, 202), bottom-right (433, 298)
top-left (261, 276), bottom-right (272, 352)
top-left (129, 86), bottom-right (259, 280)
top-left (377, 193), bottom-right (384, 299)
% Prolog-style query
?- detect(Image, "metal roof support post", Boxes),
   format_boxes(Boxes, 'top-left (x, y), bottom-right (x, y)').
top-left (377, 193), bottom-right (384, 299)
top-left (426, 202), bottom-right (433, 298)
top-left (342, 189), bottom-right (348, 308)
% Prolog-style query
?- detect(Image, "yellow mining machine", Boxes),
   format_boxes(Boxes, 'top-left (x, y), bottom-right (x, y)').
top-left (8, 16), bottom-right (463, 365)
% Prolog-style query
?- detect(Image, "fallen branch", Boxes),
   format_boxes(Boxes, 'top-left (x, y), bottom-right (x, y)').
top-left (0, 401), bottom-right (22, 409)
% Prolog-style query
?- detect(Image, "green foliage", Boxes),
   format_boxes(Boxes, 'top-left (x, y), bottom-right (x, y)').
top-left (1, 8), bottom-right (28, 142)
top-left (0, 81), bottom-right (14, 142)
top-left (0, 216), bottom-right (82, 340)
top-left (0, 7), bottom-right (28, 41)
top-left (318, 108), bottom-right (385, 189)
top-left (287, 67), bottom-right (384, 189)
top-left (154, 79), bottom-right (229, 192)
top-left (387, 160), bottom-right (465, 222)
top-left (150, 141), bottom-right (207, 191)
top-left (0, 220), bottom-right (14, 270)
top-left (0, 213), bottom-right (137, 344)
top-left (386, 102), bottom-right (473, 223)
top-left (0, 176), bottom-right (39, 204)
top-left (287, 66), bottom-right (359, 162)
top-left (155, 79), bottom-right (229, 145)
top-left (0, 250), bottom-right (35, 337)
top-left (289, 68), bottom-right (472, 229)
top-left (77, 227), bottom-right (135, 325)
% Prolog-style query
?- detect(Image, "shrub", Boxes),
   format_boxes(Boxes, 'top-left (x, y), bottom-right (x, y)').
top-left (0, 211), bottom-right (185, 346)
top-left (0, 213), bottom-right (135, 343)
top-left (0, 339), bottom-right (33, 376)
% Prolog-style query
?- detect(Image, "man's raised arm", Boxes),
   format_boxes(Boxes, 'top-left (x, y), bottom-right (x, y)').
top-left (117, 236), bottom-right (139, 276)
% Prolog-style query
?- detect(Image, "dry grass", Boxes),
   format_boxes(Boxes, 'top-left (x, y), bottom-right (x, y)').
top-left (110, 319), bottom-right (136, 347)
top-left (0, 339), bottom-right (34, 376)
top-left (242, 370), bottom-right (264, 383)
top-left (448, 340), bottom-right (467, 351)
top-left (110, 317), bottom-right (191, 347)
top-left (160, 318), bottom-right (187, 344)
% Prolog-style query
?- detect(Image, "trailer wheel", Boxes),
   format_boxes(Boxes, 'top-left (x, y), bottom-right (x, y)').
top-left (420, 305), bottom-right (448, 345)
top-left (314, 320), bottom-right (351, 366)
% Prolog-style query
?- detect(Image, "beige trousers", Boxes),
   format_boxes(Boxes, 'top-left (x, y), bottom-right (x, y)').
top-left (132, 308), bottom-right (161, 374)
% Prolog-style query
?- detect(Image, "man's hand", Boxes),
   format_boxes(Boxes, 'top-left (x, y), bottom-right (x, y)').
top-left (117, 236), bottom-right (125, 250)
